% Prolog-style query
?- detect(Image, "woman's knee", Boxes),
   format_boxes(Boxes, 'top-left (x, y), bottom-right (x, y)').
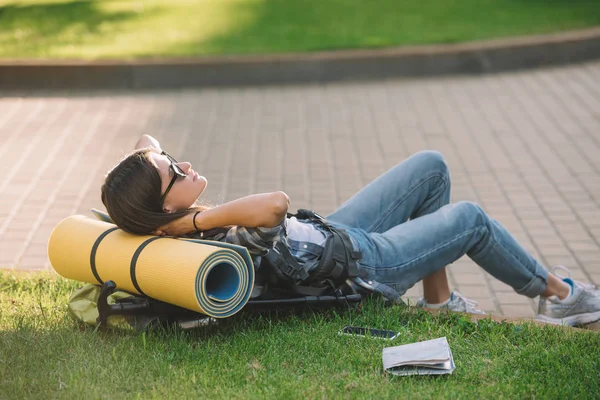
top-left (412, 150), bottom-right (449, 179)
top-left (453, 201), bottom-right (488, 227)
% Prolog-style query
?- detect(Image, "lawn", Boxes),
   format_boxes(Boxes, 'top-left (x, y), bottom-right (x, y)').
top-left (1, 272), bottom-right (600, 398)
top-left (0, 0), bottom-right (600, 59)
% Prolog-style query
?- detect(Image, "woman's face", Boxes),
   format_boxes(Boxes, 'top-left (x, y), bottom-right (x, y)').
top-left (148, 151), bottom-right (207, 212)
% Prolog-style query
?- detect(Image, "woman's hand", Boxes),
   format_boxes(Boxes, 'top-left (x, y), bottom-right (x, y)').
top-left (135, 134), bottom-right (162, 151)
top-left (153, 212), bottom-right (195, 237)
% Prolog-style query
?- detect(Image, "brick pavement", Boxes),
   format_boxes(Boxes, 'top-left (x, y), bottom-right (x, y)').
top-left (1, 61), bottom-right (599, 318)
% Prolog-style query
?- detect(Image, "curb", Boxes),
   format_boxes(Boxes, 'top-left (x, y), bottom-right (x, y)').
top-left (1, 27), bottom-right (599, 89)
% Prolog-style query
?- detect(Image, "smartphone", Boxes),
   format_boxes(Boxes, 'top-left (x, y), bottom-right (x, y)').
top-left (339, 326), bottom-right (400, 340)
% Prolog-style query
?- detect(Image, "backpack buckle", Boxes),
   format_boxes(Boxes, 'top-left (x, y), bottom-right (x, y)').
top-left (280, 263), bottom-right (309, 282)
top-left (266, 246), bottom-right (310, 283)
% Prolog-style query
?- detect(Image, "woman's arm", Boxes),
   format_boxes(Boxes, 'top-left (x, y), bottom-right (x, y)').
top-left (197, 191), bottom-right (289, 229)
top-left (155, 191), bottom-right (290, 236)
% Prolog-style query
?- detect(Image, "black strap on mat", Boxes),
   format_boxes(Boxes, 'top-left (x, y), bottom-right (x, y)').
top-left (89, 227), bottom-right (119, 284)
top-left (130, 237), bottom-right (163, 297)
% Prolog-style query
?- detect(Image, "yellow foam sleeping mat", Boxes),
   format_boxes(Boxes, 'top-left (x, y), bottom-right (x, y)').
top-left (48, 215), bottom-right (254, 318)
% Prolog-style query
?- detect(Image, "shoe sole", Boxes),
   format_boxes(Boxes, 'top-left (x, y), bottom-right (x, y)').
top-left (535, 310), bottom-right (600, 326)
top-left (415, 305), bottom-right (487, 315)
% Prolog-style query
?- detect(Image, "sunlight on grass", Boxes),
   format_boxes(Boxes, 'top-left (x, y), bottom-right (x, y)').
top-left (1, 0), bottom-right (600, 59)
top-left (0, 0), bottom-right (599, 59)
top-left (0, 0), bottom-right (259, 59)
top-left (79, 0), bottom-right (260, 59)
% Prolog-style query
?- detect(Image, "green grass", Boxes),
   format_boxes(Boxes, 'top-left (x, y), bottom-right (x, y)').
top-left (1, 273), bottom-right (600, 398)
top-left (0, 0), bottom-right (600, 59)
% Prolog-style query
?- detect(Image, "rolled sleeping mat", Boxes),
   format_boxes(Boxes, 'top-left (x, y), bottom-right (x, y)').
top-left (48, 215), bottom-right (254, 318)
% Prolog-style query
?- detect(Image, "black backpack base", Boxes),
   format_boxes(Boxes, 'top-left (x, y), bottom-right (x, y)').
top-left (96, 280), bottom-right (363, 330)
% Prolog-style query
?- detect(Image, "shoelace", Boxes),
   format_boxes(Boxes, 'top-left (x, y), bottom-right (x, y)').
top-left (452, 292), bottom-right (482, 312)
top-left (552, 265), bottom-right (596, 290)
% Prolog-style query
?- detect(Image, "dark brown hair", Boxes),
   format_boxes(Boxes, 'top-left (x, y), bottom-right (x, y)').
top-left (101, 149), bottom-right (204, 235)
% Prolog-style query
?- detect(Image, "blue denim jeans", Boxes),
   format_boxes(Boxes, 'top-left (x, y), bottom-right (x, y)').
top-left (326, 151), bottom-right (549, 298)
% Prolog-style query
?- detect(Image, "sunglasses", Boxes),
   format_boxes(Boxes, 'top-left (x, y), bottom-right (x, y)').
top-left (159, 151), bottom-right (186, 205)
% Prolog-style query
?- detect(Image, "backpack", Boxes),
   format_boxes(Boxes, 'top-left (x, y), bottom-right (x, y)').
top-left (257, 209), bottom-right (363, 297)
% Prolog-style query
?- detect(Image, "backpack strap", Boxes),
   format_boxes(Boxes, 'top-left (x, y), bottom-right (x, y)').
top-left (260, 209), bottom-right (363, 297)
top-left (262, 245), bottom-right (330, 296)
top-left (292, 209), bottom-right (361, 281)
top-left (265, 241), bottom-right (310, 283)
top-left (312, 224), bottom-right (361, 280)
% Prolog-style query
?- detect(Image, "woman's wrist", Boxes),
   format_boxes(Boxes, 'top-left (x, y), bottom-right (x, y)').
top-left (189, 211), bottom-right (199, 233)
top-left (192, 210), bottom-right (201, 232)
top-left (190, 209), bottom-right (210, 232)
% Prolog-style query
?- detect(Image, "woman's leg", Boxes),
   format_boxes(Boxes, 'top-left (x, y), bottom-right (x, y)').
top-left (542, 274), bottom-right (570, 299)
top-left (422, 269), bottom-right (452, 304)
top-left (326, 151), bottom-right (453, 300)
top-left (351, 201), bottom-right (550, 298)
top-left (326, 150), bottom-right (451, 232)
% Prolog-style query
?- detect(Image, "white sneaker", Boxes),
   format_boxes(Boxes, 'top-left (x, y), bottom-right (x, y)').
top-left (536, 268), bottom-right (600, 326)
top-left (415, 291), bottom-right (486, 315)
top-left (552, 265), bottom-right (596, 290)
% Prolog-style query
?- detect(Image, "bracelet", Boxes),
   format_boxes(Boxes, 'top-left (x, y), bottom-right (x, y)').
top-left (193, 211), bottom-right (201, 233)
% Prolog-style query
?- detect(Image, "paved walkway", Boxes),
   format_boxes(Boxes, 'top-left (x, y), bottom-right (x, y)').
top-left (1, 61), bottom-right (599, 318)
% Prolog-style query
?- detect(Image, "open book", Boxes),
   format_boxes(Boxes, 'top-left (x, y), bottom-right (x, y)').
top-left (382, 337), bottom-right (455, 376)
